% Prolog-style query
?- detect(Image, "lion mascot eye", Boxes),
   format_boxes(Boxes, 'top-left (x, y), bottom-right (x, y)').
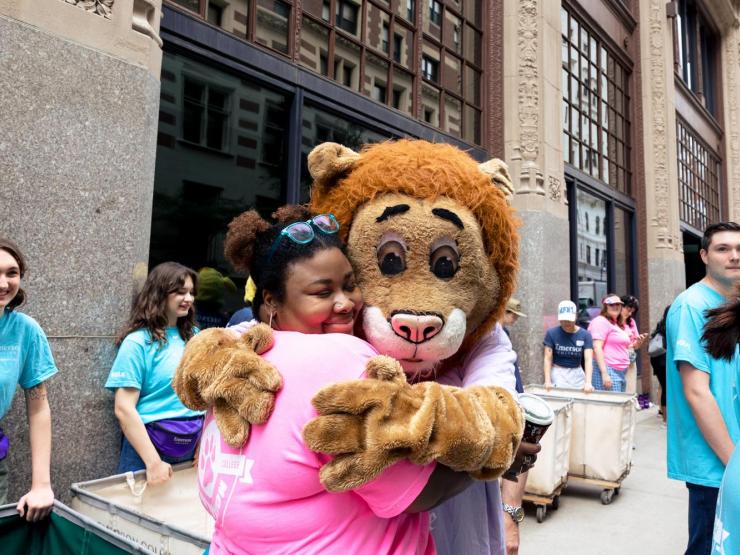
top-left (429, 244), bottom-right (460, 279)
top-left (377, 240), bottom-right (407, 275)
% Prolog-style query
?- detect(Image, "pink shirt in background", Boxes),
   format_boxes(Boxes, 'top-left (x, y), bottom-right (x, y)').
top-left (198, 331), bottom-right (436, 555)
top-left (588, 315), bottom-right (632, 370)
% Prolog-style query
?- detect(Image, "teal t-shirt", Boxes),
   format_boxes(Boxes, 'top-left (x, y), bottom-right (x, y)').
top-left (0, 309), bottom-right (58, 419)
top-left (105, 327), bottom-right (203, 424)
top-left (666, 282), bottom-right (740, 487)
top-left (713, 445), bottom-right (740, 555)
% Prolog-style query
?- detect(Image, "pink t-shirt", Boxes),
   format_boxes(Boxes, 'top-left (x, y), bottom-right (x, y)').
top-left (588, 315), bottom-right (632, 370)
top-left (198, 331), bottom-right (436, 555)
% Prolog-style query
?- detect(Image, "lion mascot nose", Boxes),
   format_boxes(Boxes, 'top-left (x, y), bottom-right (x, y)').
top-left (390, 313), bottom-right (444, 344)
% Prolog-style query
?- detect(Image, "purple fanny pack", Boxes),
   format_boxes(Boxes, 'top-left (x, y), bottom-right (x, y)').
top-left (0, 428), bottom-right (8, 461)
top-left (145, 417), bottom-right (203, 459)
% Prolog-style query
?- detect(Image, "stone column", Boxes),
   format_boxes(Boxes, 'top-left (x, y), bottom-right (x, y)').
top-left (503, 0), bottom-right (569, 385)
top-left (0, 0), bottom-right (162, 501)
top-left (721, 21), bottom-right (740, 221)
top-left (636, 0), bottom-right (686, 335)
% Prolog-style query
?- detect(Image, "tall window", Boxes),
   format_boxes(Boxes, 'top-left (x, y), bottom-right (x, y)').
top-left (675, 0), bottom-right (719, 115)
top-left (561, 7), bottom-right (632, 195)
top-left (182, 78), bottom-right (231, 151)
top-left (676, 116), bottom-right (721, 232)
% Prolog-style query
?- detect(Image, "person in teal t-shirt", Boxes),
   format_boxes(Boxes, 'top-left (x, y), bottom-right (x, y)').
top-left (106, 262), bottom-right (203, 486)
top-left (0, 238), bottom-right (57, 522)
top-left (666, 222), bottom-right (740, 555)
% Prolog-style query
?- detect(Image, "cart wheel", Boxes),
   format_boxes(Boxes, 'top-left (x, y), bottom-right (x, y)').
top-left (536, 505), bottom-right (546, 523)
top-left (552, 495), bottom-right (560, 510)
top-left (600, 489), bottom-right (614, 505)
top-left (614, 487), bottom-right (621, 496)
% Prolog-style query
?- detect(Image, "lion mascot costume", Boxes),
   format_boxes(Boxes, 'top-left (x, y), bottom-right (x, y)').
top-left (174, 139), bottom-right (525, 554)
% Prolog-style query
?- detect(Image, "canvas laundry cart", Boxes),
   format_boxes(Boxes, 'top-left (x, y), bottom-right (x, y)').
top-left (522, 396), bottom-right (574, 522)
top-left (70, 463), bottom-right (212, 555)
top-left (0, 500), bottom-right (147, 554)
top-left (525, 386), bottom-right (636, 505)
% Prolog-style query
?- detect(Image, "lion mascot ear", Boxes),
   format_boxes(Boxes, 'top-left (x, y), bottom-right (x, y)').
top-left (308, 142), bottom-right (361, 192)
top-left (479, 158), bottom-right (514, 204)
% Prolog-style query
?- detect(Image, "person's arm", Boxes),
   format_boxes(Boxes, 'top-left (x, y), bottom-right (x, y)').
top-left (679, 362), bottom-right (734, 465)
top-left (404, 464), bottom-right (473, 513)
top-left (113, 388), bottom-right (172, 485)
top-left (583, 349), bottom-right (594, 392)
top-left (501, 470), bottom-right (528, 555)
top-left (543, 347), bottom-right (553, 390)
top-left (16, 383), bottom-right (54, 522)
top-left (591, 340), bottom-right (612, 389)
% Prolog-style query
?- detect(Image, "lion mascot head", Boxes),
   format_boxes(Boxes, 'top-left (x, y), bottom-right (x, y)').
top-left (308, 139), bottom-right (519, 378)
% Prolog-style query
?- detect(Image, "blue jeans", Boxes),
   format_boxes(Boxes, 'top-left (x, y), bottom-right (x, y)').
top-left (116, 435), bottom-right (195, 474)
top-left (686, 482), bottom-right (719, 555)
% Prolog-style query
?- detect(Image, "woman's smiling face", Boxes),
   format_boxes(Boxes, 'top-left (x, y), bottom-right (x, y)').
top-left (268, 247), bottom-right (364, 335)
top-left (0, 249), bottom-right (21, 311)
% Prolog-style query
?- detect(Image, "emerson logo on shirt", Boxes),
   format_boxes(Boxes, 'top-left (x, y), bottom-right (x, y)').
top-left (0, 345), bottom-right (20, 363)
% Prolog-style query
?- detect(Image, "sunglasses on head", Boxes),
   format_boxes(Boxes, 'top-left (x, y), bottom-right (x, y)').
top-left (266, 214), bottom-right (340, 262)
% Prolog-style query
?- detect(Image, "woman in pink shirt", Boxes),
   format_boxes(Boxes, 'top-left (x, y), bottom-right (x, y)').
top-left (193, 207), bottom-right (474, 555)
top-left (587, 294), bottom-right (633, 392)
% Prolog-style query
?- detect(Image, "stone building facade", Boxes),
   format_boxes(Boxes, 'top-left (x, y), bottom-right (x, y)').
top-left (0, 0), bottom-right (738, 499)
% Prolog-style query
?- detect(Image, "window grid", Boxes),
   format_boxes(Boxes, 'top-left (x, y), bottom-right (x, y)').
top-left (165, 0), bottom-right (484, 146)
top-left (676, 116), bottom-right (721, 232)
top-left (561, 7), bottom-right (632, 196)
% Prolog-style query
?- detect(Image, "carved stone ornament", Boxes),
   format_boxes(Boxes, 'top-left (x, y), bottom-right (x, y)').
top-left (517, 0), bottom-right (539, 164)
top-left (63, 0), bottom-right (114, 19)
top-left (548, 175), bottom-right (563, 202)
top-left (647, 0), bottom-right (674, 248)
top-left (726, 35), bottom-right (740, 219)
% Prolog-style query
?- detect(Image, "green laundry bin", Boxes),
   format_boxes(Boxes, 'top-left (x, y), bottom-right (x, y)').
top-left (0, 501), bottom-right (148, 554)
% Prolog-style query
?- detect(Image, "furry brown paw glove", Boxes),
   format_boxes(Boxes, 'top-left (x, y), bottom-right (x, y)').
top-left (172, 324), bottom-right (282, 447)
top-left (303, 356), bottom-right (524, 492)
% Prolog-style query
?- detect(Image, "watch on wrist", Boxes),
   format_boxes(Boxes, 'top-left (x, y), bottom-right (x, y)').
top-left (502, 503), bottom-right (524, 523)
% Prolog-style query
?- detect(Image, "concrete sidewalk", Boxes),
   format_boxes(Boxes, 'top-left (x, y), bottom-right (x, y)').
top-left (520, 407), bottom-right (688, 555)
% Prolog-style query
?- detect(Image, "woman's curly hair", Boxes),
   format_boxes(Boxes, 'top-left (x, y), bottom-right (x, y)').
top-left (224, 205), bottom-right (347, 320)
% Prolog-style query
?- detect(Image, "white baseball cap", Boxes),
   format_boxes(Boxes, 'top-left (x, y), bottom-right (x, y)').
top-left (557, 300), bottom-right (577, 321)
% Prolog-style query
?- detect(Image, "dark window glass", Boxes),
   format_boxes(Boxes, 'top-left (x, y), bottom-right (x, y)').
top-left (422, 56), bottom-right (439, 82)
top-left (336, 0), bottom-right (359, 35)
top-left (676, 116), bottom-right (721, 232)
top-left (300, 105), bottom-right (390, 199)
top-left (676, 0), bottom-right (719, 116)
top-left (207, 3), bottom-right (223, 25)
top-left (152, 52), bottom-right (289, 316)
top-left (428, 0), bottom-right (442, 25)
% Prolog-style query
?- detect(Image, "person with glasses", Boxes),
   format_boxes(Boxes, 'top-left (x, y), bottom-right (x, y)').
top-left (187, 206), bottom-right (515, 555)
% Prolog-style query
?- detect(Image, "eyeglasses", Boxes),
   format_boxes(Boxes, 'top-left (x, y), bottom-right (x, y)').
top-left (266, 214), bottom-right (340, 262)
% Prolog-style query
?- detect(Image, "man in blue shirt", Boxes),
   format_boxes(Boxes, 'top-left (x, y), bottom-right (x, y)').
top-left (666, 221), bottom-right (740, 555)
